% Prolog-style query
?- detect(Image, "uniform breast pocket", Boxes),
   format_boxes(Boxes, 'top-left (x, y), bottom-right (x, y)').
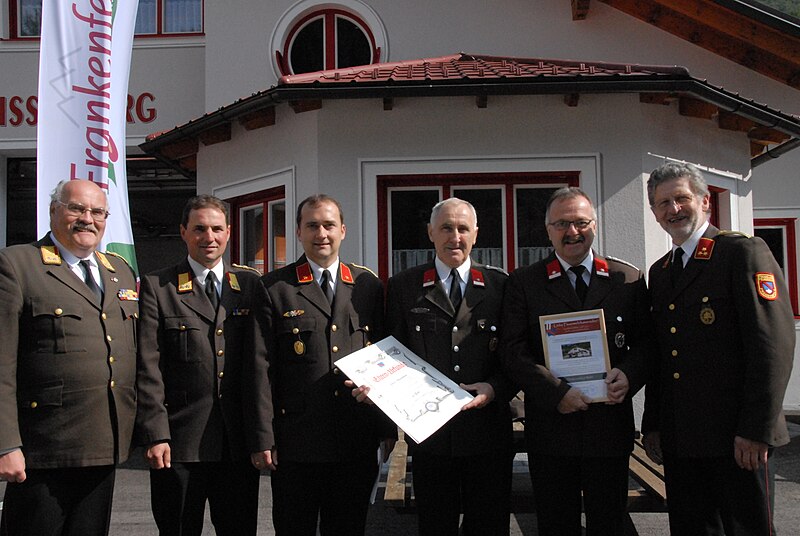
top-left (475, 317), bottom-right (500, 352)
top-left (30, 299), bottom-right (87, 354)
top-left (278, 316), bottom-right (317, 359)
top-left (164, 316), bottom-right (205, 362)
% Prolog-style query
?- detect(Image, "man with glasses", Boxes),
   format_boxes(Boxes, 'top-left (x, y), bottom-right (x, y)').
top-left (502, 187), bottom-right (653, 535)
top-left (0, 179), bottom-right (138, 536)
top-left (642, 162), bottom-right (794, 535)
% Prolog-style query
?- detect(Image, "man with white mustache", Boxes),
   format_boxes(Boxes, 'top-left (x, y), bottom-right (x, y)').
top-left (502, 187), bottom-right (653, 536)
top-left (642, 162), bottom-right (794, 535)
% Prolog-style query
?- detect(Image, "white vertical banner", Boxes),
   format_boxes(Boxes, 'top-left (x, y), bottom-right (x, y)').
top-left (36, 0), bottom-right (140, 274)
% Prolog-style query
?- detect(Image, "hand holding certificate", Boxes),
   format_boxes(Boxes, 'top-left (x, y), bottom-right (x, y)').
top-left (539, 309), bottom-right (611, 402)
top-left (334, 336), bottom-right (473, 444)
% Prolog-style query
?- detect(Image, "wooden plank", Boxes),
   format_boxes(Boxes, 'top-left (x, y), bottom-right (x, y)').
top-left (628, 440), bottom-right (667, 503)
top-left (383, 434), bottom-right (409, 507)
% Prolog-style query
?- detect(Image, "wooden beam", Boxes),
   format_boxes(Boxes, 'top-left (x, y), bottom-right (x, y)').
top-left (158, 138), bottom-right (198, 160)
top-left (383, 97), bottom-right (394, 111)
top-left (198, 122), bottom-right (231, 146)
top-left (572, 0), bottom-right (591, 20)
top-left (178, 154), bottom-right (197, 173)
top-left (564, 93), bottom-right (580, 107)
top-left (476, 95), bottom-right (488, 108)
top-left (751, 141), bottom-right (766, 157)
top-left (748, 127), bottom-right (790, 145)
top-left (239, 107), bottom-right (276, 130)
top-left (600, 0), bottom-right (800, 89)
top-left (717, 111), bottom-right (757, 132)
top-left (289, 99), bottom-right (322, 113)
top-left (678, 97), bottom-right (717, 120)
top-left (640, 93), bottom-right (675, 105)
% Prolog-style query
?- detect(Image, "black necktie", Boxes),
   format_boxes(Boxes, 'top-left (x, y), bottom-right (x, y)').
top-left (448, 269), bottom-right (462, 311)
top-left (570, 265), bottom-right (588, 304)
top-left (79, 259), bottom-right (103, 303)
top-left (671, 247), bottom-right (685, 287)
top-left (321, 269), bottom-right (334, 304)
top-left (205, 272), bottom-right (219, 311)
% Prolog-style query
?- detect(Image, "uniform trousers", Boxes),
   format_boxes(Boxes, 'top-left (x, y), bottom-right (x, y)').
top-left (529, 453), bottom-right (630, 536)
top-left (663, 451), bottom-right (776, 536)
top-left (270, 457), bottom-right (377, 536)
top-left (412, 450), bottom-right (513, 536)
top-left (149, 459), bottom-right (259, 536)
top-left (0, 465), bottom-right (115, 536)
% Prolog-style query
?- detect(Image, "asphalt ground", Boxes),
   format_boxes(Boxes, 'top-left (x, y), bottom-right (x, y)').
top-left (3, 419), bottom-right (799, 535)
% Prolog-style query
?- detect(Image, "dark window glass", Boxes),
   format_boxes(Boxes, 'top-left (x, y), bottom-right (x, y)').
top-left (754, 228), bottom-right (785, 269)
top-left (453, 188), bottom-right (504, 267)
top-left (390, 190), bottom-right (439, 272)
top-left (336, 17), bottom-right (371, 68)
top-left (516, 187), bottom-right (558, 266)
top-left (291, 18), bottom-right (325, 74)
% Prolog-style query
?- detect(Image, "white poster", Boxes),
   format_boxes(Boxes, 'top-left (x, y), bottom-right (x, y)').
top-left (36, 0), bottom-right (140, 273)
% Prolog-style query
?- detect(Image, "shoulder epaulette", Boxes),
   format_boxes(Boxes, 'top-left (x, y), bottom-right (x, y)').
top-left (104, 251), bottom-right (132, 267)
top-left (232, 263), bottom-right (261, 274)
top-left (605, 255), bottom-right (640, 271)
top-left (350, 263), bottom-right (378, 278)
top-left (717, 230), bottom-right (752, 239)
top-left (484, 264), bottom-right (509, 276)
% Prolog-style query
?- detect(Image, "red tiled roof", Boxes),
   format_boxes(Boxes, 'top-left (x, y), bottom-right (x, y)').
top-left (279, 53), bottom-right (689, 86)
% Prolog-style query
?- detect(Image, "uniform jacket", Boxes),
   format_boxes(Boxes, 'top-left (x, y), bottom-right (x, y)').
top-left (135, 260), bottom-right (269, 462)
top-left (501, 252), bottom-right (653, 457)
top-left (642, 226), bottom-right (795, 457)
top-left (0, 235), bottom-right (138, 468)
top-left (254, 255), bottom-right (393, 463)
top-left (386, 261), bottom-right (513, 456)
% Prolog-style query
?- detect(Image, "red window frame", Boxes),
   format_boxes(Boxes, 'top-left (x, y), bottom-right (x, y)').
top-left (276, 8), bottom-right (380, 76)
top-left (227, 185), bottom-right (285, 274)
top-left (377, 171), bottom-right (580, 281)
top-left (754, 217), bottom-right (798, 317)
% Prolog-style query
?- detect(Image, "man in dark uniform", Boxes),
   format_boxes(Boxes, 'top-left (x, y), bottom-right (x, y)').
top-left (250, 194), bottom-right (395, 536)
top-left (501, 187), bottom-right (652, 536)
top-left (382, 197), bottom-right (514, 536)
top-left (0, 179), bottom-right (138, 536)
top-left (135, 195), bottom-right (269, 535)
top-left (642, 162), bottom-right (794, 535)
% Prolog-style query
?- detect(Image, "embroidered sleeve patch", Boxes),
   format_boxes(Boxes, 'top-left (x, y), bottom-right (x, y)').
top-left (755, 272), bottom-right (778, 301)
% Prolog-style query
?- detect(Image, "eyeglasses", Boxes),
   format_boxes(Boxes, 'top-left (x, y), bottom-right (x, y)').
top-left (56, 201), bottom-right (110, 221)
top-left (548, 219), bottom-right (594, 231)
top-left (652, 195), bottom-right (695, 212)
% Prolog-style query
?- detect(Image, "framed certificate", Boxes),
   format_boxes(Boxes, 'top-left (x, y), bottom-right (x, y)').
top-left (539, 309), bottom-right (611, 402)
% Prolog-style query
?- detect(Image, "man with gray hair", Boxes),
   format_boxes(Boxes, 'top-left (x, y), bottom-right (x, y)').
top-left (0, 179), bottom-right (138, 536)
top-left (502, 187), bottom-right (652, 535)
top-left (642, 162), bottom-right (794, 535)
top-left (378, 196), bottom-right (514, 535)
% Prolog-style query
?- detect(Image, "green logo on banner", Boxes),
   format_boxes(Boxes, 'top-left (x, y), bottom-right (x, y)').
top-left (106, 242), bottom-right (139, 276)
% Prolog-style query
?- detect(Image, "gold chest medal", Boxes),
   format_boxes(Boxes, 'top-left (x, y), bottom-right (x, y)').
top-left (700, 306), bottom-right (715, 325)
top-left (294, 340), bottom-right (305, 356)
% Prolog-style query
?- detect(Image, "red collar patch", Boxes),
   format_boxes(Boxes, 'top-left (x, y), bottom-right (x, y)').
top-left (594, 257), bottom-right (610, 278)
top-left (546, 259), bottom-right (562, 280)
top-left (423, 268), bottom-right (436, 287)
top-left (296, 263), bottom-right (313, 284)
top-left (471, 268), bottom-right (485, 287)
top-left (694, 238), bottom-right (715, 260)
top-left (340, 264), bottom-right (354, 284)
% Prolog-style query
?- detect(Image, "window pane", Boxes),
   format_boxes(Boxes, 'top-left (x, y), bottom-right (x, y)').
top-left (19, 0), bottom-right (42, 37)
top-left (270, 201), bottom-right (286, 272)
top-left (754, 228), bottom-right (785, 269)
top-left (290, 18), bottom-right (324, 74)
top-left (241, 205), bottom-right (265, 274)
top-left (336, 17), bottom-right (371, 68)
top-left (516, 187), bottom-right (558, 267)
top-left (135, 0), bottom-right (157, 34)
top-left (390, 190), bottom-right (439, 273)
top-left (164, 0), bottom-right (202, 33)
top-left (453, 188), bottom-right (504, 268)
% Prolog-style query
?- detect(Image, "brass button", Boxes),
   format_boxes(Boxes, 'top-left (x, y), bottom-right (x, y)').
top-left (331, 324), bottom-right (338, 332)
top-left (106, 335), bottom-right (112, 342)
top-left (218, 371), bottom-right (224, 378)
top-left (364, 325), bottom-right (370, 332)
top-left (453, 365), bottom-right (461, 372)
top-left (490, 325), bottom-right (497, 332)
top-left (333, 368), bottom-right (340, 375)
top-left (134, 313), bottom-right (139, 319)
top-left (180, 325), bottom-right (186, 331)
top-left (101, 312), bottom-right (107, 320)
top-left (218, 393), bottom-right (223, 399)
top-left (673, 373), bottom-right (680, 380)
top-left (334, 390), bottom-right (339, 397)
top-left (670, 327), bottom-right (677, 334)
top-left (217, 350), bottom-right (224, 356)
top-left (452, 326), bottom-right (458, 333)
top-left (216, 329), bottom-right (223, 336)
top-left (671, 350), bottom-right (678, 357)
top-left (109, 356), bottom-right (115, 364)
top-left (332, 346), bottom-right (339, 353)
top-left (702, 296), bottom-right (709, 303)
top-left (30, 401), bottom-right (38, 409)
top-left (54, 308), bottom-right (63, 316)
top-left (453, 346), bottom-right (460, 352)
top-left (668, 304), bottom-right (675, 311)
top-left (292, 327), bottom-right (300, 335)
top-left (110, 380), bottom-right (116, 388)
top-left (415, 325), bottom-right (421, 332)
top-left (281, 409), bottom-right (286, 415)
